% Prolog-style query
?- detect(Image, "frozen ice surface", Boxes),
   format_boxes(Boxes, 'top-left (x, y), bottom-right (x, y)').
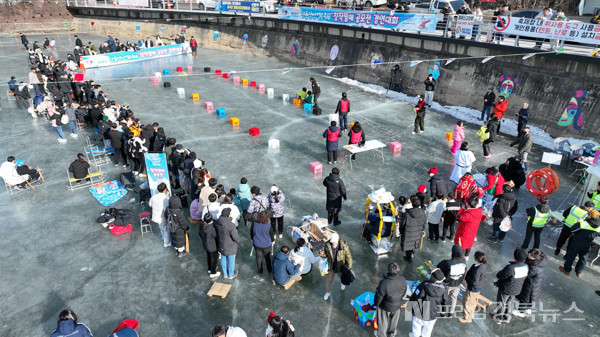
top-left (0, 33), bottom-right (598, 336)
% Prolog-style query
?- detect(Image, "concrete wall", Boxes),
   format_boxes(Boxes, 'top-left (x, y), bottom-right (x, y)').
top-left (68, 7), bottom-right (600, 139)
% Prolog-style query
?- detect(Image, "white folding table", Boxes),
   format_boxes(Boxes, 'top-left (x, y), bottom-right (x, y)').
top-left (343, 140), bottom-right (387, 169)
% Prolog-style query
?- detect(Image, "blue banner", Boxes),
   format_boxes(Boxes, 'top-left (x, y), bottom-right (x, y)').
top-left (278, 6), bottom-right (438, 32)
top-left (81, 44), bottom-right (187, 68)
top-left (218, 1), bottom-right (261, 13)
top-left (144, 153), bottom-right (172, 196)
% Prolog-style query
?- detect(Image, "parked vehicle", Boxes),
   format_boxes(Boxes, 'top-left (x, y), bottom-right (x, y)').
top-left (197, 0), bottom-right (217, 10)
top-left (414, 0), bottom-right (465, 12)
top-left (511, 9), bottom-right (571, 21)
top-left (336, 0), bottom-right (387, 9)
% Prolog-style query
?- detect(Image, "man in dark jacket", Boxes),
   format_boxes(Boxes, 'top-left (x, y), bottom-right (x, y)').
top-left (408, 269), bottom-right (447, 336)
top-left (555, 201), bottom-right (594, 256)
top-left (423, 74), bottom-right (436, 107)
top-left (165, 195), bottom-right (189, 258)
top-left (374, 263), bottom-right (407, 337)
top-left (321, 232), bottom-right (352, 300)
top-left (199, 213), bottom-right (220, 278)
top-left (488, 184), bottom-right (518, 242)
top-left (413, 95), bottom-right (427, 134)
top-left (390, 64), bottom-right (402, 92)
top-left (74, 35), bottom-right (83, 48)
top-left (310, 77), bottom-right (321, 108)
top-left (521, 196), bottom-right (551, 249)
top-left (20, 33), bottom-right (28, 49)
top-left (509, 127), bottom-right (533, 171)
top-left (559, 210), bottom-right (600, 277)
top-left (400, 196), bottom-right (427, 262)
top-left (106, 124), bottom-right (128, 168)
top-left (490, 248), bottom-right (528, 324)
top-left (428, 167), bottom-right (448, 198)
top-left (480, 88), bottom-right (495, 122)
top-left (215, 208), bottom-right (240, 279)
top-left (437, 245), bottom-right (467, 317)
top-left (323, 167), bottom-right (346, 226)
top-left (273, 246), bottom-right (302, 289)
top-left (68, 153), bottom-right (90, 181)
top-left (515, 103), bottom-right (530, 136)
top-left (14, 82), bottom-right (31, 110)
top-left (323, 121), bottom-right (340, 165)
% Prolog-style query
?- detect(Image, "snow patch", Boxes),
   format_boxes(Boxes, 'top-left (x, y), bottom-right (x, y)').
top-left (336, 77), bottom-right (598, 151)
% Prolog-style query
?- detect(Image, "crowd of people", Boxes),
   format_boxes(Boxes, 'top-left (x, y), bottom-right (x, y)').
top-left (4, 31), bottom-right (600, 337)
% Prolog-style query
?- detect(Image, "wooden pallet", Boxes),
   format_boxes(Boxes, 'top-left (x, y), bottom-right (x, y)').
top-left (207, 282), bottom-right (231, 299)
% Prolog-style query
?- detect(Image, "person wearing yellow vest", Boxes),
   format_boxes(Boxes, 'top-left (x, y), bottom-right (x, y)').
top-left (554, 201), bottom-right (594, 256)
top-left (559, 209), bottom-right (600, 277)
top-left (347, 121), bottom-right (365, 161)
top-left (323, 121), bottom-right (340, 165)
top-left (521, 196), bottom-right (551, 250)
top-left (587, 181), bottom-right (600, 210)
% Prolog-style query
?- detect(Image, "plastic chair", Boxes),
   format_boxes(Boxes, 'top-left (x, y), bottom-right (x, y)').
top-left (138, 211), bottom-right (152, 236)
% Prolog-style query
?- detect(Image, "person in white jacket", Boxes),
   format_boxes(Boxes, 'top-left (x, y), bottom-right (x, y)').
top-left (427, 192), bottom-right (446, 243)
top-left (0, 156), bottom-right (29, 189)
top-left (219, 194), bottom-right (241, 227)
top-left (289, 238), bottom-right (322, 275)
top-left (212, 325), bottom-right (247, 337)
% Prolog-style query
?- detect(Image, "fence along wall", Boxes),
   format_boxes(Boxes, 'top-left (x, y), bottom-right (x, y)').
top-left (68, 8), bottom-right (600, 139)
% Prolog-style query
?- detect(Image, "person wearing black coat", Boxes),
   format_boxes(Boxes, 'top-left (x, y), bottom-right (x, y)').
top-left (409, 269), bottom-right (447, 336)
top-left (310, 77), bottom-right (320, 108)
top-left (423, 74), bottom-right (436, 106)
top-left (442, 192), bottom-right (460, 240)
top-left (68, 153), bottom-right (90, 180)
top-left (559, 211), bottom-right (600, 277)
top-left (499, 156), bottom-right (526, 190)
top-left (437, 244), bottom-right (467, 316)
top-left (490, 248), bottom-right (528, 324)
top-left (482, 114), bottom-right (499, 158)
top-left (514, 249), bottom-right (546, 316)
top-left (460, 251), bottom-right (487, 323)
top-left (488, 184), bottom-right (518, 242)
top-left (481, 88), bottom-right (496, 122)
top-left (428, 167), bottom-right (448, 198)
top-left (199, 213), bottom-right (220, 277)
top-left (215, 208), bottom-right (240, 279)
top-left (165, 195), bottom-right (189, 258)
top-left (323, 167), bottom-right (346, 226)
top-left (374, 263), bottom-right (407, 337)
top-left (106, 124), bottom-right (128, 167)
top-left (399, 196), bottom-right (427, 262)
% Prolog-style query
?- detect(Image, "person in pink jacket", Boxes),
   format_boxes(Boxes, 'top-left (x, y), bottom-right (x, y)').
top-left (451, 121), bottom-right (465, 155)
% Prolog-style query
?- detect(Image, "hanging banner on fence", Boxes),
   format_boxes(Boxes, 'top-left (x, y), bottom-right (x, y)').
top-left (494, 16), bottom-right (600, 45)
top-left (220, 1), bottom-right (261, 13)
top-left (144, 153), bottom-right (171, 196)
top-left (278, 6), bottom-right (438, 32)
top-left (118, 0), bottom-right (148, 7)
top-left (455, 14), bottom-right (475, 36)
top-left (81, 44), bottom-right (187, 68)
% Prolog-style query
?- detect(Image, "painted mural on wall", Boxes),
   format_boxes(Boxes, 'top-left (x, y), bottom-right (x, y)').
top-left (557, 90), bottom-right (588, 130)
top-left (429, 61), bottom-right (440, 81)
top-left (213, 30), bottom-right (220, 41)
top-left (370, 53), bottom-right (382, 69)
top-left (498, 76), bottom-right (518, 98)
top-left (291, 38), bottom-right (301, 55)
top-left (242, 33), bottom-right (249, 46)
top-left (136, 23), bottom-right (141, 32)
top-left (330, 45), bottom-right (339, 61)
top-left (261, 35), bottom-right (268, 48)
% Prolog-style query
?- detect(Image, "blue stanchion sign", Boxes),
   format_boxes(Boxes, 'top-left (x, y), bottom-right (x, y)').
top-left (278, 6), bottom-right (438, 32)
top-left (144, 153), bottom-right (172, 196)
top-left (81, 44), bottom-right (187, 68)
top-left (219, 1), bottom-right (261, 13)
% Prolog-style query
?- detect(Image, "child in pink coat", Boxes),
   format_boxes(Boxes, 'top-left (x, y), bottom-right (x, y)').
top-left (451, 121), bottom-right (465, 155)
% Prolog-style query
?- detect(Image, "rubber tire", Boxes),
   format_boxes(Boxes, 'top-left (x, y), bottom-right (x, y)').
top-left (198, 2), bottom-right (205, 10)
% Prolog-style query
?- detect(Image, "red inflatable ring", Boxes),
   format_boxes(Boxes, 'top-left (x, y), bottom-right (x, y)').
top-left (533, 167), bottom-right (559, 194)
top-left (526, 170), bottom-right (555, 198)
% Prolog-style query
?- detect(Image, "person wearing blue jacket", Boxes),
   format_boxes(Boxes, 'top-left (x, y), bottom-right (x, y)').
top-left (251, 212), bottom-right (275, 274)
top-left (273, 246), bottom-right (302, 288)
top-left (237, 177), bottom-right (252, 225)
top-left (50, 310), bottom-right (92, 337)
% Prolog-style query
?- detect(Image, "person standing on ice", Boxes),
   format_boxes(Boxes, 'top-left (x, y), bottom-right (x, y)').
top-left (492, 96), bottom-right (508, 134)
top-left (480, 87), bottom-right (495, 122)
top-left (335, 92), bottom-right (350, 132)
top-left (423, 74), bottom-right (436, 106)
top-left (450, 142), bottom-right (476, 183)
top-left (310, 77), bottom-right (321, 108)
top-left (323, 167), bottom-right (346, 226)
top-left (413, 95), bottom-right (427, 134)
top-left (451, 121), bottom-right (465, 155)
top-left (390, 64), bottom-right (403, 92)
top-left (482, 113), bottom-right (499, 159)
top-left (323, 121), bottom-right (340, 165)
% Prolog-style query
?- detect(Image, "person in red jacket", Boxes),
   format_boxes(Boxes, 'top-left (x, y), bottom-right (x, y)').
top-left (492, 96), bottom-right (508, 134)
top-left (347, 121), bottom-right (365, 160)
top-left (454, 195), bottom-right (486, 258)
top-left (482, 167), bottom-right (505, 197)
top-left (189, 36), bottom-right (198, 57)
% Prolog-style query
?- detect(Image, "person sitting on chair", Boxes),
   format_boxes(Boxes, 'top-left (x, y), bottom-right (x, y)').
top-left (15, 159), bottom-right (42, 184)
top-left (0, 156), bottom-right (29, 190)
top-left (68, 153), bottom-right (91, 183)
top-left (363, 203), bottom-right (394, 243)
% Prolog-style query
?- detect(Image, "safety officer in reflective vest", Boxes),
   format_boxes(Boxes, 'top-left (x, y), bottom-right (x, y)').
top-left (521, 196), bottom-right (551, 250)
top-left (323, 121), bottom-right (340, 165)
top-left (559, 209), bottom-right (600, 277)
top-left (555, 201), bottom-right (594, 256)
top-left (587, 181), bottom-right (600, 210)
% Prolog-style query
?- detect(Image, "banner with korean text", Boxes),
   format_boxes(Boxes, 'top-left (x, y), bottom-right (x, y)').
top-left (81, 44), bottom-right (186, 68)
top-left (278, 6), bottom-right (438, 32)
top-left (144, 153), bottom-right (172, 196)
top-left (494, 16), bottom-right (600, 45)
